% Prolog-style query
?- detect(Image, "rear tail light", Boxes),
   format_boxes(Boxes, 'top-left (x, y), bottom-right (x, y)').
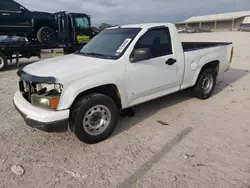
top-left (230, 47), bottom-right (234, 63)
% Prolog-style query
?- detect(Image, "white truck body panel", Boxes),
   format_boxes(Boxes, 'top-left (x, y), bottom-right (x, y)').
top-left (14, 22), bottom-right (233, 125)
top-left (123, 24), bottom-right (186, 106)
top-left (23, 54), bottom-right (129, 109)
top-left (181, 44), bottom-right (232, 90)
top-left (14, 91), bottom-right (69, 122)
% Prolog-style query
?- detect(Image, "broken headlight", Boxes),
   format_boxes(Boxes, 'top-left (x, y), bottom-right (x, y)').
top-left (30, 83), bottom-right (63, 110)
top-left (36, 83), bottom-right (63, 94)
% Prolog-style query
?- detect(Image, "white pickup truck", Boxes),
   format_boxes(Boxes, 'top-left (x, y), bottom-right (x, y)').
top-left (13, 23), bottom-right (234, 143)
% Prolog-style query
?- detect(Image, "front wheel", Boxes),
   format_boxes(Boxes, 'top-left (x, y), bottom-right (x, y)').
top-left (191, 68), bottom-right (217, 99)
top-left (0, 53), bottom-right (7, 71)
top-left (69, 94), bottom-right (119, 144)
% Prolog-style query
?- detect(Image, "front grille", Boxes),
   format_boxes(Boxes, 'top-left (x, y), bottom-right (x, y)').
top-left (19, 80), bottom-right (30, 92)
top-left (19, 81), bottom-right (25, 93)
top-left (19, 80), bottom-right (33, 102)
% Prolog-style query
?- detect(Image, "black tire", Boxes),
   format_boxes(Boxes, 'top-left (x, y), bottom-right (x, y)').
top-left (191, 68), bottom-right (217, 99)
top-left (69, 93), bottom-right (119, 144)
top-left (0, 53), bottom-right (7, 71)
top-left (37, 26), bottom-right (56, 44)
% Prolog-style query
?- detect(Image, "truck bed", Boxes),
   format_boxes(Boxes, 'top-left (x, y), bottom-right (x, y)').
top-left (0, 42), bottom-right (74, 71)
top-left (180, 41), bottom-right (233, 90)
top-left (182, 42), bottom-right (232, 52)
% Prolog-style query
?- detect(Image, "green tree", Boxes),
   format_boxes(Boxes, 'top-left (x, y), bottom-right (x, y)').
top-left (98, 23), bottom-right (113, 31)
top-left (91, 26), bottom-right (99, 32)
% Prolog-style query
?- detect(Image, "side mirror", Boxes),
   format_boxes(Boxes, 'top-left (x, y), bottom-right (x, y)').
top-left (19, 7), bottom-right (26, 14)
top-left (130, 48), bottom-right (152, 63)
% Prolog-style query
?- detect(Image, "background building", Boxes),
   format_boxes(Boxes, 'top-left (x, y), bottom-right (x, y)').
top-left (176, 10), bottom-right (250, 31)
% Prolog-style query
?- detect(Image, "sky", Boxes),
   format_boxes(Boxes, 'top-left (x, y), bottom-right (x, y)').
top-left (16, 0), bottom-right (250, 27)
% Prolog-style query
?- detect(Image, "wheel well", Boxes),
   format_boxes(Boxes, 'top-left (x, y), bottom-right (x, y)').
top-left (0, 52), bottom-right (7, 58)
top-left (72, 84), bottom-right (122, 109)
top-left (34, 21), bottom-right (57, 34)
top-left (194, 60), bottom-right (219, 86)
top-left (0, 51), bottom-right (12, 62)
top-left (200, 60), bottom-right (220, 74)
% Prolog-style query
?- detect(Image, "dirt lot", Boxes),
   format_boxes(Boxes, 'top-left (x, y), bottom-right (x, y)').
top-left (0, 32), bottom-right (250, 188)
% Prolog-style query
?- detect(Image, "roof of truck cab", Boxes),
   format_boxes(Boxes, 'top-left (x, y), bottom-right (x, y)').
top-left (108, 23), bottom-right (172, 30)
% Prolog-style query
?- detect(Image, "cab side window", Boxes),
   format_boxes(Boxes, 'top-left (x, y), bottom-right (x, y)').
top-left (135, 27), bottom-right (173, 58)
top-left (75, 17), bottom-right (90, 29)
top-left (0, 0), bottom-right (21, 11)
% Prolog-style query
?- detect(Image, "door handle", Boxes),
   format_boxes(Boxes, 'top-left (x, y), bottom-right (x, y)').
top-left (165, 58), bottom-right (177, 65)
top-left (2, 13), bottom-right (10, 16)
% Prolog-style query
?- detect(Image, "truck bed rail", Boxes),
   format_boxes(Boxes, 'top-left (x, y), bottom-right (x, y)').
top-left (182, 42), bottom-right (232, 52)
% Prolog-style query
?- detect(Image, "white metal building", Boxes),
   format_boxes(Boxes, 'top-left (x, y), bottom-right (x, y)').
top-left (176, 10), bottom-right (250, 30)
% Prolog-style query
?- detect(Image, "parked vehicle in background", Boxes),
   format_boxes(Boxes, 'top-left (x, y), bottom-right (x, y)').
top-left (0, 10), bottom-right (99, 71)
top-left (238, 24), bottom-right (250, 32)
top-left (194, 26), bottom-right (203, 33)
top-left (177, 27), bottom-right (187, 33)
top-left (198, 26), bottom-right (211, 32)
top-left (186, 27), bottom-right (196, 33)
top-left (0, 0), bottom-right (57, 43)
top-left (178, 26), bottom-right (212, 34)
top-left (203, 26), bottom-right (212, 32)
top-left (0, 0), bottom-right (98, 44)
top-left (14, 23), bottom-right (234, 144)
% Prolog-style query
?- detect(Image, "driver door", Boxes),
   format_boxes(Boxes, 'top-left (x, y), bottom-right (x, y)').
top-left (126, 27), bottom-right (181, 106)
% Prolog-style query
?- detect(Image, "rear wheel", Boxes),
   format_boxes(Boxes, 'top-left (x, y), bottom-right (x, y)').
top-left (0, 53), bottom-right (7, 71)
top-left (191, 68), bottom-right (217, 99)
top-left (37, 26), bottom-right (56, 44)
top-left (69, 93), bottom-right (119, 144)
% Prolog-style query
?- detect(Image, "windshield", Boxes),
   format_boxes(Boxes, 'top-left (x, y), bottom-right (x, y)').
top-left (79, 28), bottom-right (141, 59)
top-left (75, 17), bottom-right (90, 29)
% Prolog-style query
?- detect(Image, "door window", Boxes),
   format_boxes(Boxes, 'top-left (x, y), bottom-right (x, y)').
top-left (0, 0), bottom-right (21, 11)
top-left (74, 17), bottom-right (90, 29)
top-left (135, 27), bottom-right (173, 58)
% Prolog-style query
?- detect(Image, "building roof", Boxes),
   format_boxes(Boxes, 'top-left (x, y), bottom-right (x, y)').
top-left (177, 10), bottom-right (250, 24)
top-left (243, 16), bottom-right (250, 24)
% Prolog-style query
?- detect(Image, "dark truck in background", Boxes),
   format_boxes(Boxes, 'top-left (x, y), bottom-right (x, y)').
top-left (0, 0), bottom-right (99, 71)
top-left (0, 0), bottom-right (98, 43)
top-left (0, 0), bottom-right (58, 44)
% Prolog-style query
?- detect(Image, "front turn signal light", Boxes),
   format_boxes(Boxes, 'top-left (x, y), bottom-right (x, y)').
top-left (50, 97), bottom-right (60, 110)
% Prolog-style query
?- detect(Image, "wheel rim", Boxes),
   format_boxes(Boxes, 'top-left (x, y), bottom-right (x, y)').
top-left (0, 56), bottom-right (4, 69)
top-left (42, 30), bottom-right (53, 41)
top-left (83, 105), bottom-right (111, 136)
top-left (202, 74), bottom-right (213, 94)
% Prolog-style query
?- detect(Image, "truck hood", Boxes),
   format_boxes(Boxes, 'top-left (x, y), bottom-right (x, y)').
top-left (22, 54), bottom-right (116, 83)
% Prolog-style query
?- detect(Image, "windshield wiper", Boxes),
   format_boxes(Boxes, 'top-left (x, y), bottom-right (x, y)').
top-left (81, 52), bottom-right (105, 57)
top-left (79, 52), bottom-right (113, 59)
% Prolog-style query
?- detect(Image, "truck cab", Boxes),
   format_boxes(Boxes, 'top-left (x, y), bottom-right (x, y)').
top-left (13, 23), bottom-right (233, 144)
top-left (65, 12), bottom-right (98, 52)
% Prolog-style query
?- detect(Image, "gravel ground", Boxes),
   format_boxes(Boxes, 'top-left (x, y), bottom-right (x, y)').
top-left (0, 32), bottom-right (250, 188)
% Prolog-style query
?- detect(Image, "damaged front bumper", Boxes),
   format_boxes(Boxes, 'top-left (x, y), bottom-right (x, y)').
top-left (13, 91), bottom-right (69, 132)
